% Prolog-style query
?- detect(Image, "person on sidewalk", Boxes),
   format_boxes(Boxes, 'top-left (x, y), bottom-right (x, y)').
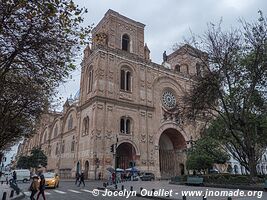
top-left (75, 172), bottom-right (80, 185)
top-left (12, 171), bottom-right (17, 184)
top-left (37, 174), bottom-right (46, 200)
top-left (78, 172), bottom-right (85, 187)
top-left (29, 175), bottom-right (39, 200)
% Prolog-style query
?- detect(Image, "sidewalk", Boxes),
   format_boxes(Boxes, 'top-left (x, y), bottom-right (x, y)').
top-left (0, 182), bottom-right (24, 200)
top-left (104, 180), bottom-right (267, 200)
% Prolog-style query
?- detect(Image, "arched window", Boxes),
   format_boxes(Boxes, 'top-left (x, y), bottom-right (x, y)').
top-left (71, 136), bottom-right (75, 152)
top-left (82, 117), bottom-right (89, 136)
top-left (196, 63), bottom-right (201, 76)
top-left (43, 131), bottom-right (47, 143)
top-left (122, 34), bottom-right (130, 51)
top-left (68, 114), bottom-right (73, 131)
top-left (234, 165), bottom-right (239, 174)
top-left (120, 68), bottom-right (132, 92)
top-left (120, 117), bottom-right (132, 134)
top-left (54, 124), bottom-right (58, 138)
top-left (55, 143), bottom-right (59, 155)
top-left (175, 64), bottom-right (181, 72)
top-left (61, 140), bottom-right (65, 153)
top-left (87, 67), bottom-right (93, 93)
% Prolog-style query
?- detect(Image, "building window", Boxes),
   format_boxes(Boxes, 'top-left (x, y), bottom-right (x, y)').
top-left (87, 67), bottom-right (93, 93)
top-left (82, 116), bottom-right (89, 136)
top-left (43, 131), bottom-right (47, 143)
top-left (234, 165), bottom-right (239, 174)
top-left (61, 140), bottom-right (65, 153)
top-left (54, 124), bottom-right (58, 138)
top-left (68, 114), bottom-right (73, 131)
top-left (120, 69), bottom-right (132, 92)
top-left (122, 34), bottom-right (130, 51)
top-left (71, 136), bottom-right (75, 152)
top-left (120, 117), bottom-right (132, 134)
top-left (55, 143), bottom-right (59, 155)
top-left (175, 64), bottom-right (180, 72)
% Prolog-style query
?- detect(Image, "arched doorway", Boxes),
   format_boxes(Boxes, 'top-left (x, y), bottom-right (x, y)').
top-left (84, 161), bottom-right (89, 179)
top-left (159, 128), bottom-right (186, 178)
top-left (76, 161), bottom-right (80, 174)
top-left (116, 142), bottom-right (136, 169)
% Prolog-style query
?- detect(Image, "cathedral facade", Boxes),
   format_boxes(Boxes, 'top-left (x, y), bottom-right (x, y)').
top-left (18, 9), bottom-right (205, 179)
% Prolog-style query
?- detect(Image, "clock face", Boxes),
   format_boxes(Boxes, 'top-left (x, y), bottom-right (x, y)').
top-left (162, 91), bottom-right (176, 110)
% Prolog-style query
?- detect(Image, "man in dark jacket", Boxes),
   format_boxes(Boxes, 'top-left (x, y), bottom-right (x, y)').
top-left (75, 172), bottom-right (80, 185)
top-left (12, 171), bottom-right (17, 184)
top-left (78, 172), bottom-right (85, 187)
top-left (37, 174), bottom-right (46, 200)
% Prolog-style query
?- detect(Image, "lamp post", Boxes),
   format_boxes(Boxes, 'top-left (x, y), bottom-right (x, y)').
top-left (109, 135), bottom-right (119, 188)
top-left (186, 136), bottom-right (196, 175)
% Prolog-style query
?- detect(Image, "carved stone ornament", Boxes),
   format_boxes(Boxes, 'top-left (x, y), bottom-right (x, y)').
top-left (93, 32), bottom-right (108, 45)
top-left (141, 134), bottom-right (146, 143)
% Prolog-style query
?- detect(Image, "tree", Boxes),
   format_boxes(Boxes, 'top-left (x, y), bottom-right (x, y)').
top-left (186, 136), bottom-right (229, 172)
top-left (0, 0), bottom-right (92, 151)
top-left (28, 147), bottom-right (47, 169)
top-left (16, 156), bottom-right (30, 169)
top-left (182, 11), bottom-right (267, 176)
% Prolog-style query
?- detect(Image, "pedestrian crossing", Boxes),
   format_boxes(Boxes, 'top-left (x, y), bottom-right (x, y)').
top-left (24, 188), bottom-right (94, 197)
top-left (24, 191), bottom-right (51, 196)
top-left (68, 189), bottom-right (82, 193)
top-left (54, 189), bottom-right (66, 194)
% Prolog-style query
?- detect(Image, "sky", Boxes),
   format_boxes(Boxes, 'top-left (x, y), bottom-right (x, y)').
top-left (4, 0), bottom-right (267, 166)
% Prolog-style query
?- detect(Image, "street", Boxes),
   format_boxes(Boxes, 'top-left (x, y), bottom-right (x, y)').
top-left (17, 180), bottom-right (149, 200)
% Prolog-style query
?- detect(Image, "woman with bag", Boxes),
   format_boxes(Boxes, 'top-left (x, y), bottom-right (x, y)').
top-left (29, 175), bottom-right (39, 200)
top-left (37, 174), bottom-right (46, 200)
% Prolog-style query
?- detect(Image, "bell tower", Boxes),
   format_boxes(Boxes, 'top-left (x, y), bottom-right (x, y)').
top-left (92, 9), bottom-right (146, 58)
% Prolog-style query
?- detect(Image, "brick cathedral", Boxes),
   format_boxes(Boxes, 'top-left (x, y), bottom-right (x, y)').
top-left (18, 9), bottom-right (204, 179)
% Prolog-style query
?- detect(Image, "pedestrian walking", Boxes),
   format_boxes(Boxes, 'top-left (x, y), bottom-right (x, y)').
top-left (12, 171), bottom-right (17, 184)
top-left (75, 172), bottom-right (80, 185)
top-left (37, 174), bottom-right (46, 200)
top-left (98, 172), bottom-right (101, 180)
top-left (29, 175), bottom-right (39, 200)
top-left (78, 172), bottom-right (85, 187)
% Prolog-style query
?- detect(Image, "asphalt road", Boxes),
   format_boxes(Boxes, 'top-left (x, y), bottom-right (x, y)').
top-left (17, 180), bottom-right (149, 200)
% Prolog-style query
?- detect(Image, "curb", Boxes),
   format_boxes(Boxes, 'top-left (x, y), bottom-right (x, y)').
top-left (169, 182), bottom-right (266, 191)
top-left (10, 192), bottom-right (25, 200)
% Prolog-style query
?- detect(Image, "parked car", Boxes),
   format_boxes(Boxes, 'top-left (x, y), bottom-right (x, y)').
top-left (13, 169), bottom-right (31, 182)
top-left (140, 172), bottom-right (155, 181)
top-left (208, 169), bottom-right (219, 174)
top-left (43, 172), bottom-right (59, 188)
top-left (0, 171), bottom-right (12, 182)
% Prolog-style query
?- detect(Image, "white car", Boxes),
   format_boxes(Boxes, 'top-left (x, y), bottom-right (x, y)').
top-left (13, 169), bottom-right (31, 182)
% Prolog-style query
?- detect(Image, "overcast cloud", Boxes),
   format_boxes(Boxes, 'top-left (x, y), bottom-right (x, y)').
top-left (57, 0), bottom-right (267, 107)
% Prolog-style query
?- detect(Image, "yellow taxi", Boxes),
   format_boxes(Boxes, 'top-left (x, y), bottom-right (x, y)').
top-left (43, 172), bottom-right (59, 188)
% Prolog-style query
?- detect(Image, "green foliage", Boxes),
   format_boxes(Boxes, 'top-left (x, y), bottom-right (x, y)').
top-left (16, 147), bottom-right (47, 169)
top-left (16, 156), bottom-right (30, 169)
top-left (183, 11), bottom-right (267, 176)
top-left (29, 147), bottom-right (47, 169)
top-left (186, 136), bottom-right (229, 171)
top-left (202, 174), bottom-right (254, 185)
top-left (0, 0), bottom-right (92, 150)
